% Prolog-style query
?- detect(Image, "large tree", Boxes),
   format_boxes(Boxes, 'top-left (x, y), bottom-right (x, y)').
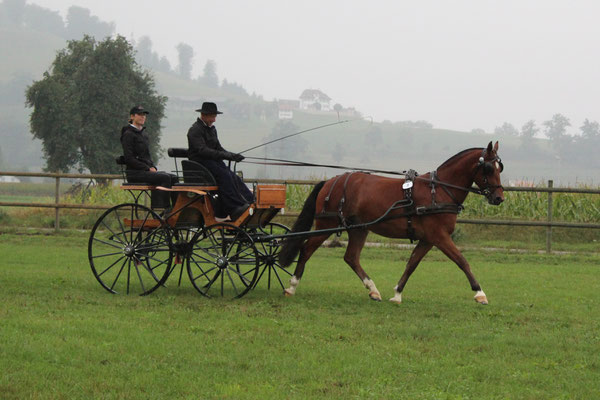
top-left (26, 35), bottom-right (167, 173)
top-left (176, 42), bottom-right (194, 80)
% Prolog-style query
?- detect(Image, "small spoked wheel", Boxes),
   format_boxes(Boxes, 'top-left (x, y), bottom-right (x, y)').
top-left (252, 222), bottom-right (294, 290)
top-left (187, 223), bottom-right (259, 299)
top-left (88, 203), bottom-right (173, 295)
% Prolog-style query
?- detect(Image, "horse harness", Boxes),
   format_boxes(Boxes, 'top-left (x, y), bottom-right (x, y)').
top-left (314, 149), bottom-right (502, 242)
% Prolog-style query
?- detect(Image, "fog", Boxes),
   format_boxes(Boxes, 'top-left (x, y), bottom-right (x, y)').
top-left (33, 0), bottom-right (600, 132)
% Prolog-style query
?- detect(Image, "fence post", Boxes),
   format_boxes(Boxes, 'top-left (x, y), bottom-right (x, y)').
top-left (55, 173), bottom-right (60, 232)
top-left (546, 180), bottom-right (553, 253)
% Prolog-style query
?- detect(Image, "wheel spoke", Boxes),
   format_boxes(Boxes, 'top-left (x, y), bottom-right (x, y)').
top-left (92, 237), bottom-right (125, 250)
top-left (98, 255), bottom-right (126, 278)
top-left (133, 260), bottom-right (146, 293)
top-left (110, 258), bottom-right (128, 291)
top-left (226, 268), bottom-right (240, 296)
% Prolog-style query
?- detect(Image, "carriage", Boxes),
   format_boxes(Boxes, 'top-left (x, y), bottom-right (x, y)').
top-left (88, 148), bottom-right (294, 299)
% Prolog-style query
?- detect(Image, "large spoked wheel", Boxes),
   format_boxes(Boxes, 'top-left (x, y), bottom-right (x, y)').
top-left (252, 222), bottom-right (294, 290)
top-left (88, 203), bottom-right (173, 295)
top-left (187, 223), bottom-right (259, 299)
top-left (168, 227), bottom-right (203, 287)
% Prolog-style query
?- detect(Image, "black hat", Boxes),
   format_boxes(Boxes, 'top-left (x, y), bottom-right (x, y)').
top-left (195, 102), bottom-right (223, 114)
top-left (130, 105), bottom-right (150, 115)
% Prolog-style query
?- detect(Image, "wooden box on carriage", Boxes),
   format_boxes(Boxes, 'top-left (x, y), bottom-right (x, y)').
top-left (255, 184), bottom-right (286, 209)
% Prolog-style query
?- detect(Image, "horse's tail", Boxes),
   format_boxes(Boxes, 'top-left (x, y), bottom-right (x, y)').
top-left (279, 180), bottom-right (326, 268)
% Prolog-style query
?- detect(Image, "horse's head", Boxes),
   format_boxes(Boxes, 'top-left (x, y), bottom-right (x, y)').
top-left (473, 141), bottom-right (504, 205)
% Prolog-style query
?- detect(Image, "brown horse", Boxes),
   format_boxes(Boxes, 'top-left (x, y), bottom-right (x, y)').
top-left (279, 141), bottom-right (504, 304)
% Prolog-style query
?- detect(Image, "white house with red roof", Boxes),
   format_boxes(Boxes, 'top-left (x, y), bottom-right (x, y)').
top-left (299, 89), bottom-right (332, 111)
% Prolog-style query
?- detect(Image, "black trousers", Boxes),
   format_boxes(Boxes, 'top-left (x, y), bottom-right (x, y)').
top-left (126, 170), bottom-right (179, 208)
top-left (196, 159), bottom-right (254, 217)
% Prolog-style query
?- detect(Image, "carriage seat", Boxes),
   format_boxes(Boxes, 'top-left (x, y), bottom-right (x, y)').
top-left (167, 148), bottom-right (217, 187)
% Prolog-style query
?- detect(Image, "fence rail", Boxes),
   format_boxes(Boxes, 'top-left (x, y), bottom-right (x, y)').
top-left (1, 171), bottom-right (599, 252)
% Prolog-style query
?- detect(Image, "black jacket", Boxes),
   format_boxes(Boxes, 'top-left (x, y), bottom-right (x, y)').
top-left (120, 125), bottom-right (155, 171)
top-left (187, 118), bottom-right (235, 162)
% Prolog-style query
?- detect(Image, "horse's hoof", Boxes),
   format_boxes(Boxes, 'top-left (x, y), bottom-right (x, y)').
top-left (388, 293), bottom-right (402, 304)
top-left (474, 295), bottom-right (488, 305)
top-left (283, 289), bottom-right (294, 297)
top-left (369, 292), bottom-right (382, 302)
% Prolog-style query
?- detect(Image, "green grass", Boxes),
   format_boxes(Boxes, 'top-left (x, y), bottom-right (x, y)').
top-left (1, 232), bottom-right (599, 399)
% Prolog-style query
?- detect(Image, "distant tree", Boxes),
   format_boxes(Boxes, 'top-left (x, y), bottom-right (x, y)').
top-left (470, 128), bottom-right (486, 135)
top-left (333, 103), bottom-right (343, 118)
top-left (158, 56), bottom-right (172, 73)
top-left (65, 6), bottom-right (114, 40)
top-left (580, 119), bottom-right (600, 141)
top-left (201, 60), bottom-right (219, 88)
top-left (494, 122), bottom-right (519, 136)
top-left (135, 36), bottom-right (154, 68)
top-left (221, 79), bottom-right (248, 96)
top-left (23, 4), bottom-right (65, 37)
top-left (543, 114), bottom-right (571, 142)
top-left (25, 35), bottom-right (167, 173)
top-left (520, 120), bottom-right (539, 139)
top-left (176, 42), bottom-right (194, 80)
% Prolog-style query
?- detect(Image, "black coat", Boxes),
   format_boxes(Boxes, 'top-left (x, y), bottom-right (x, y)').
top-left (187, 118), bottom-right (235, 162)
top-left (120, 125), bottom-right (155, 171)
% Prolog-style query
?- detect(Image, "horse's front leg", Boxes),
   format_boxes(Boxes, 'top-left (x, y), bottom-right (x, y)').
top-left (389, 240), bottom-right (432, 304)
top-left (434, 235), bottom-right (488, 305)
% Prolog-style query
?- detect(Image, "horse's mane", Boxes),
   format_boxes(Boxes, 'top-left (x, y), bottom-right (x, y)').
top-left (437, 147), bottom-right (482, 169)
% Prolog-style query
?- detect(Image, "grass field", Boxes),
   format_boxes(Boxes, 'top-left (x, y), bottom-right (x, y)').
top-left (0, 232), bottom-right (599, 399)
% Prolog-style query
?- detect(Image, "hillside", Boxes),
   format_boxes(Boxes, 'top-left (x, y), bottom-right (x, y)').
top-left (0, 26), bottom-right (582, 184)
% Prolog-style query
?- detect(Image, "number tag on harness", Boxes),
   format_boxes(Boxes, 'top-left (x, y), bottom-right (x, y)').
top-left (402, 181), bottom-right (413, 189)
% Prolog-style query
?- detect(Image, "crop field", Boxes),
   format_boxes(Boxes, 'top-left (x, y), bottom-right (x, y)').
top-left (0, 232), bottom-right (599, 399)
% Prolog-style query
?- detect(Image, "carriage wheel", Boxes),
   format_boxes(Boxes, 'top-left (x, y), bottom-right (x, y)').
top-left (169, 227), bottom-right (203, 287)
top-left (187, 223), bottom-right (259, 299)
top-left (251, 222), bottom-right (294, 290)
top-left (88, 203), bottom-right (173, 295)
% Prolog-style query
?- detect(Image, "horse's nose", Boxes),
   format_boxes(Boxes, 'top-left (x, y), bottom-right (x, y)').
top-left (494, 196), bottom-right (504, 205)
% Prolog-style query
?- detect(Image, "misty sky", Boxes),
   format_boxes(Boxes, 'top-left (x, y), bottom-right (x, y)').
top-left (34, 0), bottom-right (600, 133)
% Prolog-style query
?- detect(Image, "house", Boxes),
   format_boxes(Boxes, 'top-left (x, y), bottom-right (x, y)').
top-left (299, 89), bottom-right (332, 111)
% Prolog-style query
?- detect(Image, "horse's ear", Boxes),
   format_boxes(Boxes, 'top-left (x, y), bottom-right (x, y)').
top-left (493, 141), bottom-right (499, 152)
top-left (486, 141), bottom-right (493, 154)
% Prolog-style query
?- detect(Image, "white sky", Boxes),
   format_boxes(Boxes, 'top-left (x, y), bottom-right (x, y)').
top-left (32, 0), bottom-right (600, 132)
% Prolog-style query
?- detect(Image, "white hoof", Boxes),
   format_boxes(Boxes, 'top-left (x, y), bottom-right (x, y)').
top-left (474, 290), bottom-right (488, 305)
top-left (369, 292), bottom-right (382, 302)
top-left (389, 292), bottom-right (402, 304)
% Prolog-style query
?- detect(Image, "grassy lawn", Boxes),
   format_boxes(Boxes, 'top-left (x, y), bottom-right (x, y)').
top-left (0, 232), bottom-right (599, 399)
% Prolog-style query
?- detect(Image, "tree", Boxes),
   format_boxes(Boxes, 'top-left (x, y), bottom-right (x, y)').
top-left (23, 3), bottom-right (65, 36)
top-left (580, 119), bottom-right (600, 141)
top-left (266, 121), bottom-right (307, 160)
top-left (200, 60), bottom-right (219, 88)
top-left (26, 35), bottom-right (167, 173)
top-left (543, 114), bottom-right (571, 142)
top-left (520, 120), bottom-right (539, 139)
top-left (65, 6), bottom-right (114, 40)
top-left (176, 42), bottom-right (194, 80)
top-left (494, 122), bottom-right (518, 136)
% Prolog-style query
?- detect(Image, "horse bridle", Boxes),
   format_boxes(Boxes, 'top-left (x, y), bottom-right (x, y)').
top-left (418, 150), bottom-right (504, 204)
top-left (474, 149), bottom-right (504, 201)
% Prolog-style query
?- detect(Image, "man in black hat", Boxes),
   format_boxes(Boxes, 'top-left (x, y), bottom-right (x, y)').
top-left (187, 102), bottom-right (253, 220)
top-left (121, 105), bottom-right (178, 206)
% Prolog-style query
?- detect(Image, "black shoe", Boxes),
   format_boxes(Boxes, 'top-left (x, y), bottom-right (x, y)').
top-left (230, 204), bottom-right (250, 221)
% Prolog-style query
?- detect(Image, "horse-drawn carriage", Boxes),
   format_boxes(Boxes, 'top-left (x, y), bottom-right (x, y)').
top-left (88, 142), bottom-right (505, 304)
top-left (88, 148), bottom-right (293, 299)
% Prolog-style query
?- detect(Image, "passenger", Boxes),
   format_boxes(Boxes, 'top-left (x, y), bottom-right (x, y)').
top-left (187, 102), bottom-right (254, 220)
top-left (120, 105), bottom-right (178, 207)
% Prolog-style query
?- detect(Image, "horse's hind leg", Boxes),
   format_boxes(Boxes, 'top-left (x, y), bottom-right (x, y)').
top-left (343, 229), bottom-right (382, 301)
top-left (284, 234), bottom-right (330, 297)
top-left (434, 235), bottom-right (488, 305)
top-left (390, 240), bottom-right (433, 304)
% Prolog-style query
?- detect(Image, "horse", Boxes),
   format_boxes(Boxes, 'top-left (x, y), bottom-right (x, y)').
top-left (278, 141), bottom-right (504, 304)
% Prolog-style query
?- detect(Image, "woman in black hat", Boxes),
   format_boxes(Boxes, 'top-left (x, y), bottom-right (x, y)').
top-left (121, 105), bottom-right (178, 206)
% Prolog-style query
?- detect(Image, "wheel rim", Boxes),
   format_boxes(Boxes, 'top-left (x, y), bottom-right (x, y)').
top-left (187, 223), bottom-right (259, 299)
top-left (88, 203), bottom-right (173, 295)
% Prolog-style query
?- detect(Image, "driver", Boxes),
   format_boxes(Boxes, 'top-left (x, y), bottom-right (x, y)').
top-left (187, 102), bottom-right (254, 220)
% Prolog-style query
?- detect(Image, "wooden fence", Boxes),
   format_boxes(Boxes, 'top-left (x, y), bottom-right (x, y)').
top-left (1, 171), bottom-right (599, 253)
